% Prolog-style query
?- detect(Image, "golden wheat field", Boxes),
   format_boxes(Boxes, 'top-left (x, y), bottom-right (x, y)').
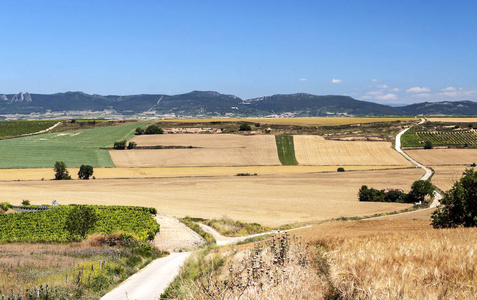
top-left (0, 166), bottom-right (406, 181)
top-left (427, 117), bottom-right (477, 123)
top-left (161, 117), bottom-right (415, 126)
top-left (295, 220), bottom-right (477, 299)
top-left (294, 135), bottom-right (412, 166)
top-left (0, 169), bottom-right (423, 227)
top-left (430, 165), bottom-right (472, 191)
top-left (112, 134), bottom-right (281, 167)
top-left (405, 149), bottom-right (477, 166)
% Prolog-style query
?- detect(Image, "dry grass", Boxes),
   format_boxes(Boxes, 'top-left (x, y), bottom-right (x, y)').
top-left (160, 117), bottom-right (414, 126)
top-left (429, 165), bottom-right (472, 191)
top-left (405, 149), bottom-right (477, 166)
top-left (0, 165), bottom-right (404, 181)
top-left (294, 136), bottom-right (412, 166)
top-left (294, 220), bottom-right (477, 299)
top-left (427, 117), bottom-right (477, 123)
top-left (0, 169), bottom-right (422, 227)
top-left (112, 134), bottom-right (281, 167)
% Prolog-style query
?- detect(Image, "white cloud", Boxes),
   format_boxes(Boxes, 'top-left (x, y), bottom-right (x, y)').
top-left (376, 93), bottom-right (397, 100)
top-left (299, 78), bottom-right (307, 81)
top-left (366, 90), bottom-right (382, 96)
top-left (377, 84), bottom-right (388, 89)
top-left (406, 87), bottom-right (430, 93)
top-left (412, 93), bottom-right (431, 98)
top-left (371, 79), bottom-right (379, 82)
top-left (441, 86), bottom-right (456, 92)
top-left (390, 88), bottom-right (400, 92)
top-left (332, 79), bottom-right (342, 84)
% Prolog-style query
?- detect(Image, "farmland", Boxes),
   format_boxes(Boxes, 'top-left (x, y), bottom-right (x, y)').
top-left (294, 135), bottom-right (412, 166)
top-left (405, 149), bottom-right (477, 166)
top-left (0, 120), bottom-right (58, 138)
top-left (0, 120), bottom-right (149, 168)
top-left (0, 169), bottom-right (423, 227)
top-left (275, 135), bottom-right (298, 165)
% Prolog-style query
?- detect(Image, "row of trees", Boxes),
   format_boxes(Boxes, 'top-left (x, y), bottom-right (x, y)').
top-left (54, 161), bottom-right (94, 180)
top-left (358, 180), bottom-right (434, 204)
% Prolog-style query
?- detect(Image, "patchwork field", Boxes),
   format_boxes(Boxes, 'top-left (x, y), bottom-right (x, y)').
top-left (405, 149), bottom-right (477, 166)
top-left (427, 117), bottom-right (477, 123)
top-left (113, 134), bottom-right (280, 167)
top-left (0, 121), bottom-right (149, 168)
top-left (0, 168), bottom-right (423, 227)
top-left (161, 117), bottom-right (415, 126)
top-left (294, 135), bottom-right (412, 166)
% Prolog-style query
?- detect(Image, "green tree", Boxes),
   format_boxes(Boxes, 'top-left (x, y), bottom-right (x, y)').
top-left (54, 161), bottom-right (71, 180)
top-left (78, 165), bottom-right (94, 179)
top-left (145, 125), bottom-right (164, 134)
top-left (406, 180), bottom-right (434, 204)
top-left (21, 200), bottom-right (30, 206)
top-left (128, 141), bottom-right (137, 149)
top-left (135, 127), bottom-right (145, 135)
top-left (239, 123), bottom-right (252, 131)
top-left (432, 169), bottom-right (477, 228)
top-left (114, 140), bottom-right (127, 149)
top-left (65, 205), bottom-right (98, 239)
top-left (424, 140), bottom-right (433, 149)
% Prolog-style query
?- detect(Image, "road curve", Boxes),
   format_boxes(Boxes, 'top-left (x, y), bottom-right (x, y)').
top-left (101, 252), bottom-right (191, 300)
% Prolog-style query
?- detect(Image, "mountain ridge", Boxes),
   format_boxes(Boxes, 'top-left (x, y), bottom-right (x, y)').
top-left (0, 91), bottom-right (475, 117)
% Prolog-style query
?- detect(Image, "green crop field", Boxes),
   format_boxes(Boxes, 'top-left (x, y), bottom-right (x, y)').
top-left (402, 129), bottom-right (477, 147)
top-left (275, 135), bottom-right (298, 165)
top-left (0, 205), bottom-right (159, 243)
top-left (0, 121), bottom-right (149, 168)
top-left (0, 120), bottom-right (59, 138)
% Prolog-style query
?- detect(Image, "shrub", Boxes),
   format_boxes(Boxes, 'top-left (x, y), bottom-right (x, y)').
top-left (337, 167), bottom-right (345, 172)
top-left (135, 127), bottom-right (145, 135)
top-left (424, 140), bottom-right (433, 149)
top-left (65, 205), bottom-right (98, 239)
top-left (145, 125), bottom-right (164, 134)
top-left (0, 202), bottom-right (12, 211)
top-left (78, 165), bottom-right (94, 180)
top-left (239, 123), bottom-right (252, 131)
top-left (54, 161), bottom-right (71, 180)
top-left (21, 200), bottom-right (30, 206)
top-left (113, 140), bottom-right (127, 150)
top-left (127, 141), bottom-right (137, 149)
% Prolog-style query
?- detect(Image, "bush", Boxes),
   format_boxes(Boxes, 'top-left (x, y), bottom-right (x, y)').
top-left (337, 167), bottom-right (345, 172)
top-left (432, 169), bottom-right (477, 228)
top-left (21, 200), bottom-right (30, 206)
top-left (424, 140), bottom-right (433, 149)
top-left (135, 127), bottom-right (145, 135)
top-left (239, 123), bottom-right (252, 131)
top-left (78, 165), bottom-right (94, 180)
top-left (65, 205), bottom-right (98, 239)
top-left (127, 141), bottom-right (137, 149)
top-left (54, 161), bottom-right (71, 180)
top-left (145, 125), bottom-right (164, 134)
top-left (0, 202), bottom-right (12, 211)
top-left (113, 140), bottom-right (127, 150)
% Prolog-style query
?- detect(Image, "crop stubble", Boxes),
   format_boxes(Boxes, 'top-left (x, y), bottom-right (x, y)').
top-left (0, 169), bottom-right (423, 227)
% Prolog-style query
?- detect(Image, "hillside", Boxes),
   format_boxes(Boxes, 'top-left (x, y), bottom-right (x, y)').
top-left (1, 91), bottom-right (476, 117)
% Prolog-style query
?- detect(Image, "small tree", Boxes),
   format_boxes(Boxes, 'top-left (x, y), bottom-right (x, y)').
top-left (135, 127), bottom-right (145, 135)
top-left (128, 141), bottom-right (137, 149)
top-left (145, 125), bottom-right (164, 134)
top-left (432, 169), bottom-right (477, 228)
top-left (114, 140), bottom-right (127, 149)
top-left (78, 165), bottom-right (94, 180)
top-left (337, 167), bottom-right (345, 172)
top-left (406, 180), bottom-right (434, 204)
top-left (21, 200), bottom-right (30, 206)
top-left (239, 123), bottom-right (252, 131)
top-left (424, 141), bottom-right (433, 149)
top-left (54, 161), bottom-right (71, 180)
top-left (65, 205), bottom-right (98, 239)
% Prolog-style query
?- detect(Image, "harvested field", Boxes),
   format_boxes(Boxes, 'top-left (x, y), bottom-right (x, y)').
top-left (427, 117), bottom-right (477, 123)
top-left (405, 149), bottom-right (477, 166)
top-left (294, 135), bottom-right (412, 166)
top-left (113, 134), bottom-right (280, 167)
top-left (161, 117), bottom-right (414, 126)
top-left (0, 168), bottom-right (423, 227)
top-left (430, 165), bottom-right (470, 191)
top-left (0, 165), bottom-right (406, 181)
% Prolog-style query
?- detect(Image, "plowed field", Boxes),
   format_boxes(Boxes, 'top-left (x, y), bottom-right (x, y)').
top-left (112, 134), bottom-right (280, 167)
top-left (294, 136), bottom-right (412, 166)
top-left (405, 149), bottom-right (477, 166)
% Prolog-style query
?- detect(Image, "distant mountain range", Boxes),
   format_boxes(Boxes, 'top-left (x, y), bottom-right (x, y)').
top-left (1, 91), bottom-right (476, 117)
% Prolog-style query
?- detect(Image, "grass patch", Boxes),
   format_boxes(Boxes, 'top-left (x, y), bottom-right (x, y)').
top-left (0, 121), bottom-right (149, 168)
top-left (275, 135), bottom-right (298, 165)
top-left (0, 120), bottom-right (59, 139)
top-left (180, 217), bottom-right (216, 245)
top-left (203, 218), bottom-right (271, 237)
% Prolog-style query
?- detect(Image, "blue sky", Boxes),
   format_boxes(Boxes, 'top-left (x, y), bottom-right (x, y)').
top-left (1, 0), bottom-right (476, 104)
